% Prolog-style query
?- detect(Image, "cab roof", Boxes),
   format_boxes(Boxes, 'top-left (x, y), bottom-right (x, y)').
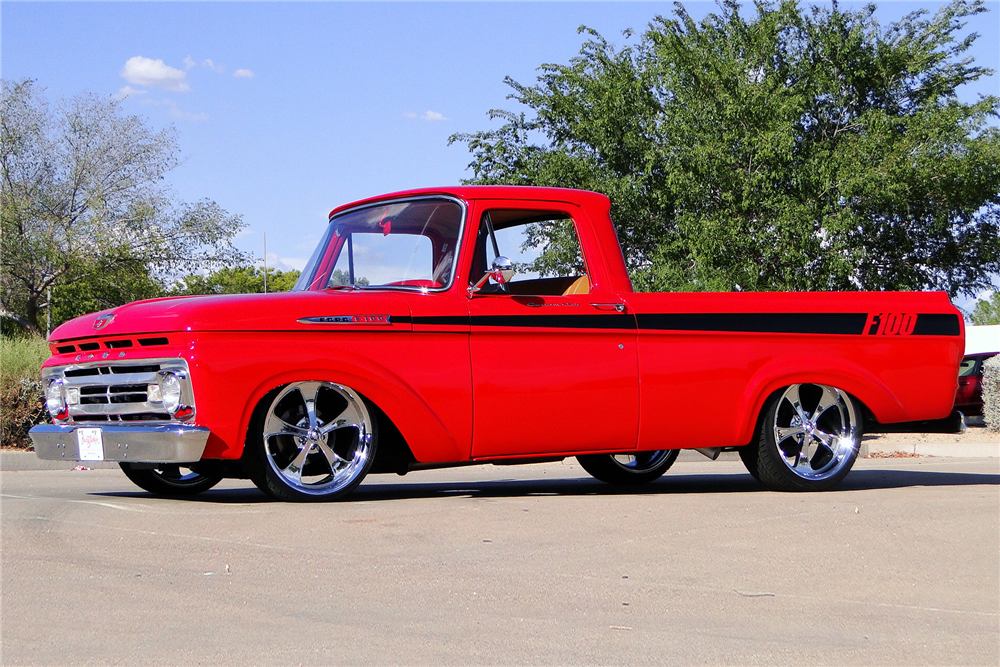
top-left (328, 186), bottom-right (610, 219)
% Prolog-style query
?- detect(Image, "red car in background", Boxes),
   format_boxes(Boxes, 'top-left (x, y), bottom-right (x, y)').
top-left (955, 353), bottom-right (997, 415)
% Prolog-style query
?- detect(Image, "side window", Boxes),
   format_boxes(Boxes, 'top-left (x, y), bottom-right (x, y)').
top-left (472, 210), bottom-right (589, 296)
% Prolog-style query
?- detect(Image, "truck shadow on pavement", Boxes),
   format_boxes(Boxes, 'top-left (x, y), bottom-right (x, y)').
top-left (94, 467), bottom-right (999, 504)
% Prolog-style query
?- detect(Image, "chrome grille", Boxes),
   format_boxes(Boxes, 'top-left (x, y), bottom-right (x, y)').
top-left (43, 359), bottom-right (194, 424)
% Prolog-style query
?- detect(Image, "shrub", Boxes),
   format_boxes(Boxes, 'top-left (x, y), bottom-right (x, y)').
top-left (983, 355), bottom-right (1000, 432)
top-left (1, 336), bottom-right (50, 448)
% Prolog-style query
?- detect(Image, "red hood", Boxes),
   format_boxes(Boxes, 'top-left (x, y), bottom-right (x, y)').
top-left (49, 291), bottom-right (414, 341)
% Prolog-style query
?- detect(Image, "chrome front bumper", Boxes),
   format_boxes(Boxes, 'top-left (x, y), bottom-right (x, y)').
top-left (29, 424), bottom-right (210, 463)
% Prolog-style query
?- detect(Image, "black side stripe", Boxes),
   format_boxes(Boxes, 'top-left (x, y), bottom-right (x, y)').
top-left (910, 313), bottom-right (962, 336)
top-left (639, 312), bottom-right (959, 335)
top-left (404, 312), bottom-right (961, 335)
top-left (474, 314), bottom-right (636, 330)
top-left (637, 313), bottom-right (867, 335)
top-left (410, 315), bottom-right (635, 329)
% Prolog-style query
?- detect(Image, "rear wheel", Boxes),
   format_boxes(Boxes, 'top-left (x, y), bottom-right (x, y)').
top-left (245, 381), bottom-right (377, 502)
top-left (742, 383), bottom-right (862, 491)
top-left (577, 450), bottom-right (679, 485)
top-left (119, 462), bottom-right (223, 496)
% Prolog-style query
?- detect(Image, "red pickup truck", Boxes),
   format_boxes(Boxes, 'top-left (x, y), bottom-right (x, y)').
top-left (30, 186), bottom-right (964, 500)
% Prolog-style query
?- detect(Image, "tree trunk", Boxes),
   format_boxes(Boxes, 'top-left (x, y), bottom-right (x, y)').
top-left (22, 296), bottom-right (43, 336)
top-left (0, 307), bottom-right (39, 336)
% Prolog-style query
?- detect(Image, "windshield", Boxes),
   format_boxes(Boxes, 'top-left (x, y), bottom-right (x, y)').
top-left (293, 197), bottom-right (465, 292)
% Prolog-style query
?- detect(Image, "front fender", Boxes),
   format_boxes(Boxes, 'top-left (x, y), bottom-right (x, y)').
top-left (189, 332), bottom-right (471, 463)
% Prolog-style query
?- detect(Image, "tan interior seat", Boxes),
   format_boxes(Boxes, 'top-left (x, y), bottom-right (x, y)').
top-left (562, 275), bottom-right (590, 295)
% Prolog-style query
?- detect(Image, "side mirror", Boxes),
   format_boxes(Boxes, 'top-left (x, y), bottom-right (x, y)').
top-left (491, 256), bottom-right (514, 284)
top-left (469, 256), bottom-right (515, 296)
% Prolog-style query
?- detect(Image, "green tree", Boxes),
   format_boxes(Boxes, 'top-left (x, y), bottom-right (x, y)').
top-left (327, 269), bottom-right (370, 287)
top-left (50, 262), bottom-right (165, 326)
top-left (451, 0), bottom-right (1000, 295)
top-left (170, 266), bottom-right (301, 295)
top-left (971, 291), bottom-right (1000, 325)
top-left (1, 79), bottom-right (247, 334)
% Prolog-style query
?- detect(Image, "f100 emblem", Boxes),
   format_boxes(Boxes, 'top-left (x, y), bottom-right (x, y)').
top-left (298, 314), bottom-right (391, 325)
top-left (863, 312), bottom-right (916, 336)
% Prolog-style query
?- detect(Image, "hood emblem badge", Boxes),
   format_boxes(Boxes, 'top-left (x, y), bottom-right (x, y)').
top-left (93, 313), bottom-right (115, 330)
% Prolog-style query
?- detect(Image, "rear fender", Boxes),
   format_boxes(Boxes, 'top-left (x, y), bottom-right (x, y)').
top-left (734, 356), bottom-right (904, 445)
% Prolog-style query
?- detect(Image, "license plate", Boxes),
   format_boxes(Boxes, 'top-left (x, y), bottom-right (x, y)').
top-left (77, 428), bottom-right (105, 461)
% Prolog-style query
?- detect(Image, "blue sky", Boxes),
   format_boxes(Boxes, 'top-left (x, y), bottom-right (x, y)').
top-left (3, 1), bottom-right (999, 302)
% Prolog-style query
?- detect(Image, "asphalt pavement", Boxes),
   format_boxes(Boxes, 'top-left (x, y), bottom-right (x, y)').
top-left (2, 456), bottom-right (997, 666)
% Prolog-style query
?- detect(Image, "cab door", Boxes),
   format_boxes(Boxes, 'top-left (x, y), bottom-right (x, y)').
top-left (467, 203), bottom-right (638, 458)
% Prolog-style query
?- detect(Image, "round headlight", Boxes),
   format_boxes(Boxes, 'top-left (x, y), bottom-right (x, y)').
top-left (158, 372), bottom-right (183, 414)
top-left (45, 379), bottom-right (67, 420)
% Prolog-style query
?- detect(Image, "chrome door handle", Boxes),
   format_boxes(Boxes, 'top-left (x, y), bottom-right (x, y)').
top-left (591, 303), bottom-right (626, 313)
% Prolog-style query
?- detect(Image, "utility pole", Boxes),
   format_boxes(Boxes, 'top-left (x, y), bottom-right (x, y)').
top-left (263, 232), bottom-right (268, 294)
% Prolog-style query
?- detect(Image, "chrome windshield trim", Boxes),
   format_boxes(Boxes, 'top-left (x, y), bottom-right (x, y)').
top-left (315, 194), bottom-right (468, 294)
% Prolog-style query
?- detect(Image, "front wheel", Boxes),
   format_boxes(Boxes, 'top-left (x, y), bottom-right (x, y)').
top-left (245, 381), bottom-right (377, 502)
top-left (742, 383), bottom-right (862, 492)
top-left (577, 450), bottom-right (679, 485)
top-left (119, 462), bottom-right (224, 496)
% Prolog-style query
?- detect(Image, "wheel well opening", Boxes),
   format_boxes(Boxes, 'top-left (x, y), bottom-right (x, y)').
top-left (240, 383), bottom-right (416, 476)
top-left (367, 401), bottom-right (416, 475)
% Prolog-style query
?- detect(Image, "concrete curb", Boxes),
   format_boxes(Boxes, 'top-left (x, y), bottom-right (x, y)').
top-left (861, 439), bottom-right (1000, 458)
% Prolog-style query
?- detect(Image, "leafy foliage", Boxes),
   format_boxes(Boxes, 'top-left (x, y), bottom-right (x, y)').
top-left (971, 291), bottom-right (1000, 325)
top-left (170, 266), bottom-right (301, 295)
top-left (327, 269), bottom-right (370, 287)
top-left (983, 354), bottom-right (1000, 431)
top-left (0, 336), bottom-right (49, 449)
top-left (452, 0), bottom-right (1000, 295)
top-left (520, 219), bottom-right (586, 278)
top-left (1, 80), bottom-right (248, 334)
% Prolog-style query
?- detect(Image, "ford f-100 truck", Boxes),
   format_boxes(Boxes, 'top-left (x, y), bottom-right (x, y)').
top-left (30, 186), bottom-right (965, 500)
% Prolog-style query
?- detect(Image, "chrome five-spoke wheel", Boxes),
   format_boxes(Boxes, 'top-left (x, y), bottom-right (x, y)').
top-left (246, 381), bottom-right (377, 501)
top-left (577, 449), bottom-right (680, 485)
top-left (740, 383), bottom-right (862, 491)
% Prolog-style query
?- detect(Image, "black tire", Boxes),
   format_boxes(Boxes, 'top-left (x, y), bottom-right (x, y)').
top-left (738, 445), bottom-right (761, 481)
top-left (577, 450), bottom-right (679, 485)
top-left (244, 381), bottom-right (377, 502)
top-left (743, 383), bottom-right (862, 492)
top-left (119, 462), bottom-right (223, 496)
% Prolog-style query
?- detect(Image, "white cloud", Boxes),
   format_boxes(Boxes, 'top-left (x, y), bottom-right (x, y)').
top-left (233, 69), bottom-right (255, 79)
top-left (166, 102), bottom-right (209, 122)
top-left (255, 253), bottom-right (305, 273)
top-left (121, 56), bottom-right (190, 92)
top-left (202, 59), bottom-right (225, 74)
top-left (113, 85), bottom-right (147, 100)
top-left (403, 110), bottom-right (448, 121)
top-left (183, 55), bottom-right (197, 70)
top-left (136, 97), bottom-right (208, 122)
